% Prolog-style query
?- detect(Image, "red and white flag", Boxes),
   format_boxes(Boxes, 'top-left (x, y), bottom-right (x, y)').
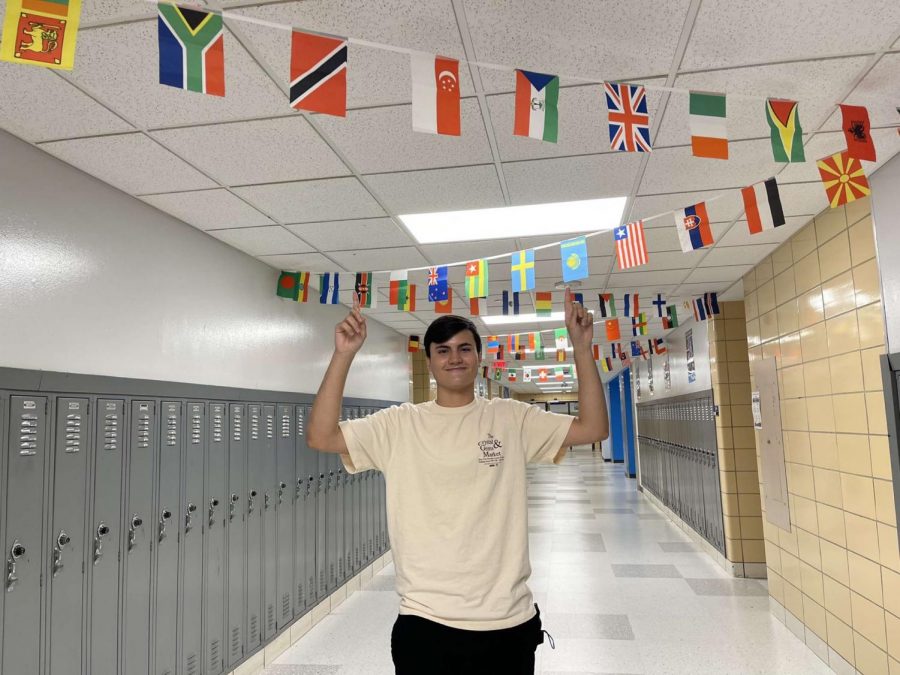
top-left (410, 52), bottom-right (460, 135)
top-left (614, 220), bottom-right (648, 270)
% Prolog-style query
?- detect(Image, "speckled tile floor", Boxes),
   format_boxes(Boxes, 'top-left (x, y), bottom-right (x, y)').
top-left (267, 448), bottom-right (832, 674)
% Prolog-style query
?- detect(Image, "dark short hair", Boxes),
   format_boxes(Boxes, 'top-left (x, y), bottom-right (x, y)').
top-left (424, 315), bottom-right (482, 357)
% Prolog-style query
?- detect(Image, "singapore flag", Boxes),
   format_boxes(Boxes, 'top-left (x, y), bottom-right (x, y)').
top-left (410, 51), bottom-right (461, 135)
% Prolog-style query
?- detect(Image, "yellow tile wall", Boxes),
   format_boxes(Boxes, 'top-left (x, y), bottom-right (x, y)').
top-left (744, 198), bottom-right (899, 672)
top-left (410, 350), bottom-right (434, 403)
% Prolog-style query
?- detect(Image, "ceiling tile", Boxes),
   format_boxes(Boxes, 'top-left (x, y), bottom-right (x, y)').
top-left (81, 0), bottom-right (155, 23)
top-left (835, 53), bottom-right (900, 129)
top-left (152, 116), bottom-right (350, 185)
top-left (0, 64), bottom-right (134, 142)
top-left (504, 153), bottom-right (642, 205)
top-left (700, 243), bottom-right (779, 267)
top-left (208, 226), bottom-right (313, 256)
top-left (715, 216), bottom-right (810, 247)
top-left (229, 0), bottom-right (472, 108)
top-left (531, 234), bottom-right (613, 260)
top-left (607, 269), bottom-right (688, 288)
top-left (777, 182), bottom-right (829, 218)
top-left (141, 189), bottom-right (274, 230)
top-left (366, 165), bottom-right (504, 215)
top-left (69, 22), bottom-right (287, 129)
top-left (257, 252), bottom-right (347, 272)
top-left (418, 239), bottom-right (520, 270)
top-left (40, 133), bottom-right (216, 194)
top-left (328, 246), bottom-right (431, 272)
top-left (683, 265), bottom-right (753, 284)
top-left (642, 250), bottom-right (702, 270)
top-left (313, 100), bottom-right (493, 173)
top-left (643, 226), bottom-right (682, 252)
top-left (675, 281), bottom-right (735, 296)
top-left (779, 128), bottom-right (900, 185)
top-left (630, 190), bottom-right (738, 223)
top-left (463, 0), bottom-right (691, 93)
top-left (234, 177), bottom-right (385, 223)
top-left (681, 0), bottom-right (900, 70)
top-left (286, 218), bottom-right (415, 250)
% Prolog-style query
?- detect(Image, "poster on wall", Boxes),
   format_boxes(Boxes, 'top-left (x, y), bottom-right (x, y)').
top-left (635, 361), bottom-right (642, 400)
top-left (686, 329), bottom-right (696, 384)
top-left (648, 355), bottom-right (654, 394)
top-left (664, 353), bottom-right (672, 391)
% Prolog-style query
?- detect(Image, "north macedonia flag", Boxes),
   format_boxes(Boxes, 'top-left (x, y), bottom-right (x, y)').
top-left (816, 151), bottom-right (870, 209)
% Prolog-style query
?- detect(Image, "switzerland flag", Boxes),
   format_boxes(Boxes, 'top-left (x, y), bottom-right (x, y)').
top-left (410, 52), bottom-right (461, 135)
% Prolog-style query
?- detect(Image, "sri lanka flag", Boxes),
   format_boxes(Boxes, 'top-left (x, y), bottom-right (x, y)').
top-left (673, 202), bottom-right (714, 252)
top-left (1, 0), bottom-right (82, 69)
top-left (158, 3), bottom-right (225, 96)
top-left (513, 70), bottom-right (559, 143)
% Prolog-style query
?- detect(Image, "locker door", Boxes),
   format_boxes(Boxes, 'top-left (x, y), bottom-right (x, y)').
top-left (48, 397), bottom-right (91, 675)
top-left (276, 405), bottom-right (294, 627)
top-left (154, 401), bottom-right (182, 675)
top-left (204, 403), bottom-right (227, 675)
top-left (334, 409), bottom-right (346, 585)
top-left (351, 449), bottom-right (361, 575)
top-left (292, 406), bottom-right (307, 615)
top-left (1, 396), bottom-right (48, 675)
top-left (123, 400), bottom-right (156, 675)
top-left (342, 409), bottom-right (355, 579)
top-left (88, 400), bottom-right (124, 675)
top-left (225, 404), bottom-right (246, 667)
top-left (315, 450), bottom-right (327, 600)
top-left (0, 393), bottom-right (7, 672)
top-left (180, 403), bottom-right (204, 675)
top-left (245, 405), bottom-right (263, 650)
top-left (378, 473), bottom-right (386, 555)
top-left (300, 407), bottom-right (316, 609)
top-left (261, 405), bottom-right (277, 639)
top-left (327, 452), bottom-right (338, 592)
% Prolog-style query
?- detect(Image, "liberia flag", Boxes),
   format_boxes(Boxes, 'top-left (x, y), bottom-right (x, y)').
top-left (674, 202), bottom-right (714, 252)
top-left (411, 52), bottom-right (460, 135)
top-left (513, 70), bottom-right (559, 142)
top-left (742, 178), bottom-right (785, 235)
top-left (614, 220), bottom-right (648, 270)
top-left (290, 30), bottom-right (347, 116)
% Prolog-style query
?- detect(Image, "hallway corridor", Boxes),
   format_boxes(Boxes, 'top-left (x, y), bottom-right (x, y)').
top-left (265, 449), bottom-right (831, 674)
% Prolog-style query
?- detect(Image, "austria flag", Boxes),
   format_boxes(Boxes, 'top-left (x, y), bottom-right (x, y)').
top-left (411, 52), bottom-right (461, 135)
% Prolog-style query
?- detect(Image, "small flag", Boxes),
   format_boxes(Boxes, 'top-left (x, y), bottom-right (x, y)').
top-left (465, 260), bottom-right (489, 298)
top-left (623, 293), bottom-right (640, 317)
top-left (277, 271), bottom-right (300, 300)
top-left (664, 305), bottom-right (679, 329)
top-left (605, 82), bottom-right (652, 152)
top-left (389, 270), bottom-right (408, 306)
top-left (766, 98), bottom-right (804, 162)
top-left (481, 366), bottom-right (488, 379)
top-left (355, 272), bottom-right (375, 308)
top-left (523, 368), bottom-right (532, 383)
top-left (399, 284), bottom-right (416, 312)
top-left (290, 30), bottom-right (347, 116)
top-left (469, 297), bottom-right (485, 316)
top-left (554, 328), bottom-right (568, 350)
top-left (514, 70), bottom-right (559, 143)
top-left (598, 293), bottom-right (617, 317)
top-left (1, 0), bottom-right (82, 69)
top-left (506, 334), bottom-right (521, 353)
top-left (297, 272), bottom-right (310, 302)
top-left (496, 346), bottom-right (504, 361)
top-left (601, 357), bottom-right (612, 373)
top-left (434, 294), bottom-right (453, 313)
top-left (573, 292), bottom-right (584, 305)
top-left (631, 314), bottom-right (648, 336)
top-left (532, 332), bottom-right (543, 353)
top-left (502, 290), bottom-right (521, 315)
top-left (674, 202), bottom-right (714, 252)
top-left (614, 220), bottom-right (648, 270)
top-left (534, 345), bottom-right (545, 360)
top-left (560, 236), bottom-right (589, 282)
top-left (689, 91), bottom-right (728, 159)
top-left (158, 4), bottom-right (225, 96)
top-left (693, 297), bottom-right (708, 322)
top-left (605, 319), bottom-right (621, 341)
top-left (631, 341), bottom-right (642, 358)
top-left (653, 338), bottom-right (667, 355)
top-left (494, 367), bottom-right (503, 382)
top-left (408, 335), bottom-right (420, 353)
top-left (555, 367), bottom-right (564, 381)
top-left (538, 368), bottom-right (549, 383)
top-left (511, 249), bottom-right (536, 292)
top-left (742, 178), bottom-right (785, 235)
top-left (527, 332), bottom-right (536, 351)
top-left (839, 104), bottom-right (876, 162)
top-left (410, 52), bottom-right (460, 136)
top-left (486, 337), bottom-right (500, 355)
top-left (508, 369), bottom-right (517, 383)
top-left (816, 151), bottom-right (870, 209)
top-left (427, 266), bottom-right (449, 302)
top-left (611, 343), bottom-right (621, 360)
top-left (535, 291), bottom-right (553, 317)
top-left (704, 292), bottom-right (720, 317)
top-left (319, 273), bottom-right (340, 304)
top-left (556, 349), bottom-right (566, 362)
top-left (592, 344), bottom-right (600, 361)
top-left (652, 293), bottom-right (666, 318)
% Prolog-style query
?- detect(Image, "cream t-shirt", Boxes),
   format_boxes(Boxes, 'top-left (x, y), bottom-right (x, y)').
top-left (338, 396), bottom-right (573, 631)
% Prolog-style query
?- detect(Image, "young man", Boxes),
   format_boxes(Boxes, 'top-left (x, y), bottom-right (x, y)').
top-left (307, 288), bottom-right (609, 674)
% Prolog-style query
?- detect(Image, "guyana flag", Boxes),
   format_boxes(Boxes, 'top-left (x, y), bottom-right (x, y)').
top-left (765, 98), bottom-right (804, 162)
top-left (1, 0), bottom-right (82, 69)
top-left (816, 151), bottom-right (870, 209)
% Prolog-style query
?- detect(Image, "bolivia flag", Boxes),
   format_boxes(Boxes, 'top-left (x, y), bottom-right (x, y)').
top-left (411, 52), bottom-right (460, 136)
top-left (535, 291), bottom-right (552, 316)
top-left (513, 70), bottom-right (559, 143)
top-left (689, 91), bottom-right (727, 159)
top-left (673, 202), bottom-right (714, 252)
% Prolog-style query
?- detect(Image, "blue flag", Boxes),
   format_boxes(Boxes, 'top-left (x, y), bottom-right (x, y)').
top-left (510, 249), bottom-right (536, 292)
top-left (560, 236), bottom-right (589, 282)
top-left (319, 273), bottom-right (340, 304)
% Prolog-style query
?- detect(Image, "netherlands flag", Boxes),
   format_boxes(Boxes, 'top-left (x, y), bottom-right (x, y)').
top-left (673, 202), bottom-right (714, 252)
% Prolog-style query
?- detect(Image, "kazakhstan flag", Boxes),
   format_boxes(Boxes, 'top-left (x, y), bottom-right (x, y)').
top-left (560, 236), bottom-right (589, 282)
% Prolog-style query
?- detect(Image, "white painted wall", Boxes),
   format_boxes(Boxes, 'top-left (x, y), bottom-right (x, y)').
top-left (0, 130), bottom-right (409, 402)
top-left (632, 320), bottom-right (712, 402)
top-left (870, 152), bottom-right (900, 355)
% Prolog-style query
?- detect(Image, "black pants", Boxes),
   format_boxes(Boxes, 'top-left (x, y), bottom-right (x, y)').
top-left (391, 604), bottom-right (545, 674)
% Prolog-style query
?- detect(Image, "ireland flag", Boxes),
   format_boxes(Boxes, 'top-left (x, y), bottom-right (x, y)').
top-left (513, 70), bottom-right (559, 142)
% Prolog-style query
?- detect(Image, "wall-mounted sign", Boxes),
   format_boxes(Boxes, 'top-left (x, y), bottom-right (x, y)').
top-left (752, 391), bottom-right (762, 429)
top-left (686, 329), bottom-right (696, 384)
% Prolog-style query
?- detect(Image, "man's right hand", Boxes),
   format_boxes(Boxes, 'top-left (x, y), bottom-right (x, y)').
top-left (335, 293), bottom-right (367, 354)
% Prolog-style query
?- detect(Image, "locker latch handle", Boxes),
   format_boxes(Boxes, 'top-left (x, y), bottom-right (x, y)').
top-left (248, 490), bottom-right (258, 514)
top-left (264, 492), bottom-right (271, 510)
top-left (52, 530), bottom-right (70, 578)
top-left (209, 498), bottom-right (220, 527)
top-left (93, 522), bottom-right (110, 565)
top-left (128, 515), bottom-right (143, 552)
top-left (158, 509), bottom-right (172, 542)
top-left (185, 503), bottom-right (197, 533)
top-left (278, 481), bottom-right (287, 504)
top-left (6, 540), bottom-right (25, 591)
top-left (229, 493), bottom-right (239, 520)
top-left (295, 478), bottom-right (303, 499)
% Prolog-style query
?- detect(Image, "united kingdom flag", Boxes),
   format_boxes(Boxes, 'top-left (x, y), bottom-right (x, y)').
top-left (605, 82), bottom-right (652, 153)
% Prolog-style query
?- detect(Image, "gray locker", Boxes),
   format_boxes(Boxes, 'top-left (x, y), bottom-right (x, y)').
top-left (204, 403), bottom-right (227, 675)
top-left (123, 400), bottom-right (156, 675)
top-left (334, 409), bottom-right (347, 584)
top-left (295, 406), bottom-right (316, 611)
top-left (276, 405), bottom-right (294, 627)
top-left (88, 399), bottom-right (125, 675)
top-left (245, 405), bottom-right (263, 650)
top-left (343, 408), bottom-right (356, 579)
top-left (180, 402), bottom-right (205, 675)
top-left (315, 451), bottom-right (327, 600)
top-left (48, 397), bottom-right (91, 675)
top-left (261, 404), bottom-right (277, 639)
top-left (226, 404), bottom-right (246, 667)
top-left (154, 401), bottom-right (182, 675)
top-left (326, 452), bottom-right (338, 592)
top-left (2, 396), bottom-right (48, 675)
top-left (0, 393), bottom-right (7, 672)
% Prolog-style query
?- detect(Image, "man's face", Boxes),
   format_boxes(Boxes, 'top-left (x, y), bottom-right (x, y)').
top-left (427, 330), bottom-right (480, 392)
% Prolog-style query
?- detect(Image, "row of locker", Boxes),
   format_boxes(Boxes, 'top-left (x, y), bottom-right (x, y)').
top-left (0, 392), bottom-right (390, 675)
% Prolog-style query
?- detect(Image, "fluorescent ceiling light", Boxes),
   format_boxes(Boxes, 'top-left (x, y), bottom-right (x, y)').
top-left (481, 312), bottom-right (564, 326)
top-left (399, 197), bottom-right (627, 244)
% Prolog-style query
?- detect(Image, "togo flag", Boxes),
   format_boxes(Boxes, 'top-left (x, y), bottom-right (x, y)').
top-left (513, 70), bottom-right (559, 142)
top-left (158, 3), bottom-right (225, 96)
top-left (741, 178), bottom-right (785, 235)
top-left (1, 0), bottom-right (82, 69)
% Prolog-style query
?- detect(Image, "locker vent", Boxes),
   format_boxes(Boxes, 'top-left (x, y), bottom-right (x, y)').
top-left (138, 413), bottom-right (151, 448)
top-left (166, 413), bottom-right (178, 446)
top-left (209, 639), bottom-right (220, 669)
top-left (266, 414), bottom-right (274, 440)
top-left (230, 628), bottom-right (241, 657)
top-left (249, 614), bottom-right (259, 642)
top-left (267, 604), bottom-right (275, 632)
top-left (103, 412), bottom-right (120, 451)
top-left (186, 653), bottom-right (198, 675)
top-left (191, 413), bottom-right (201, 444)
top-left (281, 413), bottom-right (291, 438)
top-left (212, 412), bottom-right (224, 443)
top-left (296, 409), bottom-right (304, 437)
top-left (296, 583), bottom-right (304, 608)
top-left (282, 593), bottom-right (291, 620)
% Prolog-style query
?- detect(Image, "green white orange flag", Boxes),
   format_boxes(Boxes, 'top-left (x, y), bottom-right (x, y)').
top-left (766, 98), bottom-right (805, 162)
top-left (513, 70), bottom-right (559, 143)
top-left (689, 91), bottom-right (727, 159)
